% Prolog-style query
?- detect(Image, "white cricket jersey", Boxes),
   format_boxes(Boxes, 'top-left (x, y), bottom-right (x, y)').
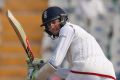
top-left (49, 22), bottom-right (116, 78)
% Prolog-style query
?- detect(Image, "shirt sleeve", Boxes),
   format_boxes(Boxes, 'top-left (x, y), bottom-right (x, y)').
top-left (49, 25), bottom-right (75, 67)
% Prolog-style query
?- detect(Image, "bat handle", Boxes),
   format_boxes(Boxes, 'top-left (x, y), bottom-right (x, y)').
top-left (26, 38), bottom-right (34, 63)
top-left (26, 49), bottom-right (34, 62)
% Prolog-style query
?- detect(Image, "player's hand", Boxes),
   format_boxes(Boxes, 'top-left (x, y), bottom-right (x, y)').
top-left (26, 58), bottom-right (45, 80)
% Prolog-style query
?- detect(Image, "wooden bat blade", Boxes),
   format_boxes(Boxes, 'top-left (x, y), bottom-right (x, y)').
top-left (7, 10), bottom-right (34, 62)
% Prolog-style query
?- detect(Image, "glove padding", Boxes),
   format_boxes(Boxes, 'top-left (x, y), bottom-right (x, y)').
top-left (26, 58), bottom-right (45, 80)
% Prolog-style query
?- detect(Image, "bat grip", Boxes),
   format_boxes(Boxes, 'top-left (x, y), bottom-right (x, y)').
top-left (26, 47), bottom-right (34, 64)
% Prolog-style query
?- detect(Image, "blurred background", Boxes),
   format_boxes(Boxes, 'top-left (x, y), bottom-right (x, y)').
top-left (0, 0), bottom-right (120, 80)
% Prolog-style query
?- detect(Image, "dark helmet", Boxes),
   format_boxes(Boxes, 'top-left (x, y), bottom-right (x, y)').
top-left (41, 6), bottom-right (68, 39)
top-left (41, 6), bottom-right (68, 26)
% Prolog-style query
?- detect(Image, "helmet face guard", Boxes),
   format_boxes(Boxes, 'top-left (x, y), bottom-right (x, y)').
top-left (41, 6), bottom-right (68, 39)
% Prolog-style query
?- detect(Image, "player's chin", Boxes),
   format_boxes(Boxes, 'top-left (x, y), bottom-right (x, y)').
top-left (53, 32), bottom-right (59, 36)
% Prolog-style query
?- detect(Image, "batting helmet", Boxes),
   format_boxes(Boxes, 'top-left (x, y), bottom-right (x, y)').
top-left (41, 6), bottom-right (68, 39)
top-left (41, 6), bottom-right (68, 27)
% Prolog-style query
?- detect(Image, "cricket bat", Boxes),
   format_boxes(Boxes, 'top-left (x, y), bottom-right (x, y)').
top-left (7, 10), bottom-right (34, 64)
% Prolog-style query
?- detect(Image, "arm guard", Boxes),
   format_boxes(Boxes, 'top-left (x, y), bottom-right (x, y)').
top-left (35, 62), bottom-right (56, 80)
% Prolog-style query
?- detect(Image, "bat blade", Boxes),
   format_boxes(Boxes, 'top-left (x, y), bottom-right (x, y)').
top-left (7, 10), bottom-right (34, 62)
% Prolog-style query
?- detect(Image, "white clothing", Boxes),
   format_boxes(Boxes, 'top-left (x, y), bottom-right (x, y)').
top-left (49, 22), bottom-right (116, 79)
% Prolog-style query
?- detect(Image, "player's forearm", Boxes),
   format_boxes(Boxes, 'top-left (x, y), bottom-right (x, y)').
top-left (55, 68), bottom-right (69, 79)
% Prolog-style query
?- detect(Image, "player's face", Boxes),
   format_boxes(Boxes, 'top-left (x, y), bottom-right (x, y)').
top-left (47, 19), bottom-right (61, 35)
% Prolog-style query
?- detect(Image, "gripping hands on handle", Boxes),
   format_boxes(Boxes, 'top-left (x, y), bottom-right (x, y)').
top-left (26, 58), bottom-right (45, 80)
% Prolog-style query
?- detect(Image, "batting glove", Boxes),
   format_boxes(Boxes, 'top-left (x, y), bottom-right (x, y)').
top-left (26, 58), bottom-right (45, 80)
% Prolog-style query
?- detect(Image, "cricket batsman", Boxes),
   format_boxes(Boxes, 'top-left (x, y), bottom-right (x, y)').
top-left (27, 6), bottom-right (116, 80)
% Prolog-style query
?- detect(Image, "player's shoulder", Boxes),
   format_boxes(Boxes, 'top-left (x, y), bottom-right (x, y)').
top-left (61, 22), bottom-right (74, 31)
top-left (65, 22), bottom-right (79, 28)
top-left (59, 22), bottom-right (75, 35)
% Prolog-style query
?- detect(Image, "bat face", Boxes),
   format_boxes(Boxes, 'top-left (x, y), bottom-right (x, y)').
top-left (7, 10), bottom-right (34, 62)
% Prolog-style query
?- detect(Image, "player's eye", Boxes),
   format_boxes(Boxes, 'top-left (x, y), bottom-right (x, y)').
top-left (51, 20), bottom-right (56, 24)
